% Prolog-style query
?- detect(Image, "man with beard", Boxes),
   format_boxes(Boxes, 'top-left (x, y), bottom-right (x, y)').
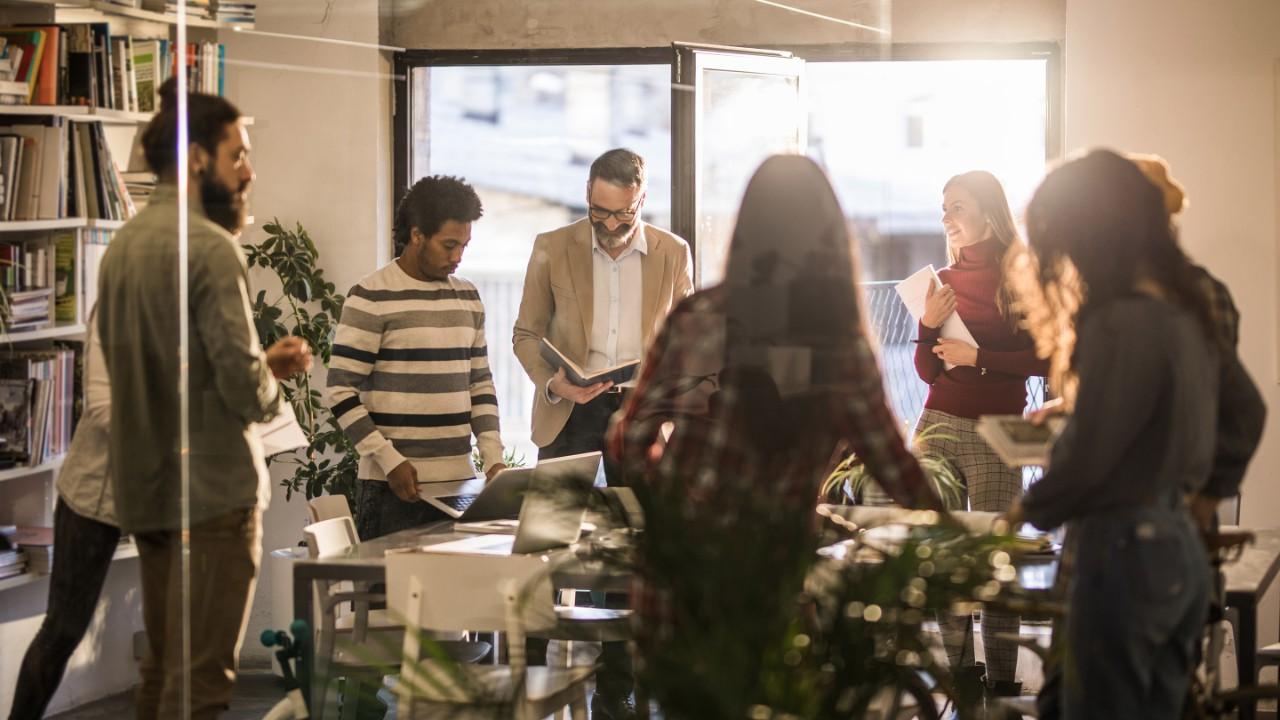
top-left (97, 78), bottom-right (311, 719)
top-left (513, 148), bottom-right (692, 719)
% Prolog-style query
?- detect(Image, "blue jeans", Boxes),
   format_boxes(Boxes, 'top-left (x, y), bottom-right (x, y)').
top-left (1058, 508), bottom-right (1209, 720)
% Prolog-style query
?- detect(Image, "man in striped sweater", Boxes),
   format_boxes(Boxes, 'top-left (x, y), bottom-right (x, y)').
top-left (328, 176), bottom-right (506, 539)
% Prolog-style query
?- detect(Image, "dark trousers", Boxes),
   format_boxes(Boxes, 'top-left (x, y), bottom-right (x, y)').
top-left (540, 392), bottom-right (626, 488)
top-left (534, 393), bottom-right (633, 699)
top-left (354, 478), bottom-right (450, 541)
top-left (9, 499), bottom-right (121, 720)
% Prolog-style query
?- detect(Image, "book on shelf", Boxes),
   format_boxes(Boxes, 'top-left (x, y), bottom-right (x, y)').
top-left (53, 230), bottom-right (74, 322)
top-left (0, 113), bottom-right (132, 221)
top-left (538, 337), bottom-right (639, 388)
top-left (975, 414), bottom-right (1068, 468)
top-left (82, 227), bottom-right (109, 315)
top-left (0, 28), bottom-right (46, 105)
top-left (215, 2), bottom-right (256, 24)
top-left (0, 377), bottom-right (29, 464)
top-left (12, 526), bottom-right (52, 574)
top-left (0, 21), bottom-right (229, 111)
top-left (0, 347), bottom-right (78, 465)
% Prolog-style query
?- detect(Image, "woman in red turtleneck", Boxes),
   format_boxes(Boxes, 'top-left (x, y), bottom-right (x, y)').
top-left (915, 170), bottom-right (1049, 698)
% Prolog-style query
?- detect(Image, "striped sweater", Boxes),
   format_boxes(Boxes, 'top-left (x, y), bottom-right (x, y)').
top-left (327, 262), bottom-right (503, 484)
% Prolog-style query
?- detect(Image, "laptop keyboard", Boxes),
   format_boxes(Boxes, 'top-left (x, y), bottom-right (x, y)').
top-left (437, 494), bottom-right (478, 513)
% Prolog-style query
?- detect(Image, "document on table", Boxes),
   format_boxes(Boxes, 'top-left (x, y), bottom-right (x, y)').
top-left (253, 402), bottom-right (309, 458)
top-left (894, 264), bottom-right (979, 370)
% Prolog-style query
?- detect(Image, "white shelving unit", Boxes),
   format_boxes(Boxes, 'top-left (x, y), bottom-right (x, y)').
top-left (0, 3), bottom-right (252, 716)
top-left (0, 455), bottom-right (66, 483)
top-left (0, 0), bottom-right (248, 586)
top-left (0, 541), bottom-right (140, 593)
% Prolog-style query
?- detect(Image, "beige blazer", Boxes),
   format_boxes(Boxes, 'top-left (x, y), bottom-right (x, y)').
top-left (513, 218), bottom-right (693, 447)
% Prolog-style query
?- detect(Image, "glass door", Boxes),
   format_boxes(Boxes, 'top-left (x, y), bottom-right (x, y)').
top-left (672, 43), bottom-right (807, 287)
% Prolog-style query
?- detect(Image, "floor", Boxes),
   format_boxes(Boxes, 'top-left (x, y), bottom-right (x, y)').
top-left (48, 627), bottom-right (1046, 720)
top-left (48, 666), bottom-right (284, 720)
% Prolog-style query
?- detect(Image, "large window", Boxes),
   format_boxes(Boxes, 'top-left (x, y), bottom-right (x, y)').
top-left (807, 58), bottom-right (1051, 424)
top-left (402, 49), bottom-right (1056, 458)
top-left (410, 63), bottom-right (671, 460)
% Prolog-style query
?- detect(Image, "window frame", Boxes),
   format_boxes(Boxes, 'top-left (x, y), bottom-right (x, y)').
top-left (392, 41), bottom-right (1063, 262)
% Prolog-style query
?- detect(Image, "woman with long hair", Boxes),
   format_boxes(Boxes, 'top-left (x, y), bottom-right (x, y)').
top-left (1006, 149), bottom-right (1217, 718)
top-left (912, 170), bottom-right (1048, 696)
top-left (607, 155), bottom-right (943, 718)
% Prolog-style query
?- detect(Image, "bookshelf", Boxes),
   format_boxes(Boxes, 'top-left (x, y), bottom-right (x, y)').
top-left (0, 0), bottom-right (250, 657)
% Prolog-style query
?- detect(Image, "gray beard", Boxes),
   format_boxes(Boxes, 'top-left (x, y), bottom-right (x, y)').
top-left (594, 222), bottom-right (636, 250)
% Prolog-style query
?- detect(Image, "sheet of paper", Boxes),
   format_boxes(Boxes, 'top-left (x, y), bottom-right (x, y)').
top-left (253, 402), bottom-right (309, 458)
top-left (893, 264), bottom-right (979, 370)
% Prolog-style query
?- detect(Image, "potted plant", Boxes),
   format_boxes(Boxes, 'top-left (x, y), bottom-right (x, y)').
top-left (821, 423), bottom-right (967, 509)
top-left (243, 219), bottom-right (359, 505)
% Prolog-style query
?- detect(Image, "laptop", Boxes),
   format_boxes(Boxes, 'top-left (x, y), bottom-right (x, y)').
top-left (422, 452), bottom-right (602, 556)
top-left (421, 451), bottom-right (604, 522)
top-left (421, 466), bottom-right (533, 521)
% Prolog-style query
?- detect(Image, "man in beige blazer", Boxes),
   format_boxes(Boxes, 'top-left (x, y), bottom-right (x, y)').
top-left (512, 148), bottom-right (691, 719)
top-left (514, 148), bottom-right (692, 470)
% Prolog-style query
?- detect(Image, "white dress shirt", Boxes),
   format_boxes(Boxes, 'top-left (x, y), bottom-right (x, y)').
top-left (586, 224), bottom-right (646, 377)
top-left (547, 224), bottom-right (647, 402)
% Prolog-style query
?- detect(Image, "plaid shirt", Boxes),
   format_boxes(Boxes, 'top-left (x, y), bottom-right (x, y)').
top-left (608, 288), bottom-right (941, 510)
top-left (1192, 265), bottom-right (1265, 499)
top-left (1194, 265), bottom-right (1239, 348)
top-left (606, 288), bottom-right (941, 649)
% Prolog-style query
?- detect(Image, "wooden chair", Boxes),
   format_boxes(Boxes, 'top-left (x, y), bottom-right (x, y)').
top-left (387, 550), bottom-right (595, 719)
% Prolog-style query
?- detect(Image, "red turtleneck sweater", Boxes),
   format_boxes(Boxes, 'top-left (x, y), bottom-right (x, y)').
top-left (914, 239), bottom-right (1049, 419)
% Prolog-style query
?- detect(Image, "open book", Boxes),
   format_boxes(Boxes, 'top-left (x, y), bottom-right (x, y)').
top-left (539, 338), bottom-right (639, 388)
top-left (894, 265), bottom-right (979, 370)
top-left (975, 414), bottom-right (1067, 468)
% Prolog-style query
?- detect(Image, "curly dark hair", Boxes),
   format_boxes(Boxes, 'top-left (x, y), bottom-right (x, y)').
top-left (141, 77), bottom-right (242, 177)
top-left (1006, 148), bottom-right (1218, 405)
top-left (393, 176), bottom-right (483, 255)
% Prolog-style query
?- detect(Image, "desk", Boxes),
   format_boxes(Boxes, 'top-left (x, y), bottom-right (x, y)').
top-left (291, 520), bottom-right (631, 711)
top-left (1222, 527), bottom-right (1280, 720)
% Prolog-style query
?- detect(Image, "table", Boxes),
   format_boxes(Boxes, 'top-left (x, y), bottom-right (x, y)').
top-left (290, 513), bottom-right (1280, 717)
top-left (1222, 527), bottom-right (1280, 720)
top-left (291, 520), bottom-right (631, 711)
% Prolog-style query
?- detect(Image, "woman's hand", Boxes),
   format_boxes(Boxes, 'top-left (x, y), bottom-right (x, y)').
top-left (932, 339), bottom-right (978, 367)
top-left (994, 499), bottom-right (1025, 535)
top-left (1027, 397), bottom-right (1066, 426)
top-left (922, 279), bottom-right (957, 329)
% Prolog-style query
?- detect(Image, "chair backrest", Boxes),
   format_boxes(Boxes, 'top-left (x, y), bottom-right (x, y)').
top-left (303, 516), bottom-right (359, 559)
top-left (308, 494), bottom-right (353, 525)
top-left (386, 551), bottom-right (557, 635)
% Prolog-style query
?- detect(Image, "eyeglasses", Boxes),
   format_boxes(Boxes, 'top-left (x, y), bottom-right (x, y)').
top-left (588, 203), bottom-right (640, 223)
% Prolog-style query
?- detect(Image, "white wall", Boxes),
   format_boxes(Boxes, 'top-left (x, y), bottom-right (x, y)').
top-left (224, 0), bottom-right (393, 664)
top-left (1064, 0), bottom-right (1280, 679)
